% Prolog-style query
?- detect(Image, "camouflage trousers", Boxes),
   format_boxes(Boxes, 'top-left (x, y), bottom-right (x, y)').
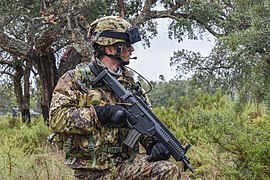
top-left (74, 154), bottom-right (181, 180)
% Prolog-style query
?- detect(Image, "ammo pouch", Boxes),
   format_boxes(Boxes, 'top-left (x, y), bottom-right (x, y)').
top-left (63, 134), bottom-right (126, 167)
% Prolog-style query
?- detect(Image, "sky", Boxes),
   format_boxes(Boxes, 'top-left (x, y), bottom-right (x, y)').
top-left (129, 19), bottom-right (216, 81)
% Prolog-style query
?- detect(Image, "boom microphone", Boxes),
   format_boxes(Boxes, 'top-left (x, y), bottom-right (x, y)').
top-left (130, 57), bottom-right (137, 60)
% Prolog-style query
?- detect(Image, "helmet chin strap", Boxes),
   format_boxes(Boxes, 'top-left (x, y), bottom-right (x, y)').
top-left (105, 54), bottom-right (129, 66)
top-left (105, 43), bottom-right (129, 66)
top-left (115, 56), bottom-right (130, 66)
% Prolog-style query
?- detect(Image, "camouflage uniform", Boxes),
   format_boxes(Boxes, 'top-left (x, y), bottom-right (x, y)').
top-left (49, 16), bottom-right (181, 179)
top-left (74, 154), bottom-right (180, 180)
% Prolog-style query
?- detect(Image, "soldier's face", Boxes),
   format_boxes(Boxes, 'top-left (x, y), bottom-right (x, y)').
top-left (119, 42), bottom-right (134, 63)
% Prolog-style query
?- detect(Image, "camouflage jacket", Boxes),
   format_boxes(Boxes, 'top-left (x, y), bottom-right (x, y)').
top-left (49, 60), bottom-right (151, 170)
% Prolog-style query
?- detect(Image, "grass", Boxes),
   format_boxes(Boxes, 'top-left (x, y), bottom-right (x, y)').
top-left (0, 116), bottom-right (73, 180)
top-left (1, 96), bottom-right (270, 179)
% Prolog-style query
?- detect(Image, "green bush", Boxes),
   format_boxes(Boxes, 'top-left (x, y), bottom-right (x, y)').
top-left (0, 116), bottom-right (73, 179)
top-left (153, 91), bottom-right (270, 179)
top-left (1, 91), bottom-right (270, 179)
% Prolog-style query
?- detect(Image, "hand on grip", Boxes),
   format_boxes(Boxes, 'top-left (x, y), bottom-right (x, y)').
top-left (147, 142), bottom-right (170, 162)
top-left (94, 104), bottom-right (127, 126)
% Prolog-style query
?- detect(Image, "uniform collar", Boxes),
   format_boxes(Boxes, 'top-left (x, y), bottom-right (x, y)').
top-left (94, 56), bottom-right (123, 76)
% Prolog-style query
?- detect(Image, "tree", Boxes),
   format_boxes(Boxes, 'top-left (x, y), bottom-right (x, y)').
top-left (0, 0), bottom-right (94, 121)
top-left (170, 0), bottom-right (270, 105)
top-left (0, 82), bottom-right (16, 115)
top-left (141, 78), bottom-right (192, 108)
top-left (0, 0), bottom-right (237, 121)
top-left (0, 52), bottom-right (32, 122)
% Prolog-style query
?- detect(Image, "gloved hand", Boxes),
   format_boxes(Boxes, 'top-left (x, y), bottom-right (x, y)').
top-left (94, 104), bottom-right (127, 126)
top-left (147, 142), bottom-right (171, 162)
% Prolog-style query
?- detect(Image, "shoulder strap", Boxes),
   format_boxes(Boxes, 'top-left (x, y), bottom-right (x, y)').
top-left (76, 64), bottom-right (95, 93)
top-left (88, 63), bottom-right (100, 76)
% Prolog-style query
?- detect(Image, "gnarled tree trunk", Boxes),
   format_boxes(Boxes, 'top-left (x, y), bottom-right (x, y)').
top-left (29, 48), bottom-right (58, 122)
top-left (13, 58), bottom-right (31, 123)
top-left (28, 46), bottom-right (83, 122)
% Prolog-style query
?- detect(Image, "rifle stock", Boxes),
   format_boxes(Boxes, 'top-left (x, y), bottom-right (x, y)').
top-left (92, 68), bottom-right (194, 172)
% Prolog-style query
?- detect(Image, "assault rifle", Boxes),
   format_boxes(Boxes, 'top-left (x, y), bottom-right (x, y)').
top-left (92, 68), bottom-right (194, 172)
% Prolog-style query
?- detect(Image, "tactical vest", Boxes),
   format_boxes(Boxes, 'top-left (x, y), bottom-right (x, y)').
top-left (50, 63), bottom-right (144, 170)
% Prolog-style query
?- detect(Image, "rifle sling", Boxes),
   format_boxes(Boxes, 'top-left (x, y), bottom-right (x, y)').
top-left (89, 63), bottom-right (100, 77)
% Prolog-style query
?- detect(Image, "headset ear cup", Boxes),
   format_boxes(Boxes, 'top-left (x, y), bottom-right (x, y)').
top-left (112, 43), bottom-right (122, 57)
top-left (102, 43), bottom-right (129, 66)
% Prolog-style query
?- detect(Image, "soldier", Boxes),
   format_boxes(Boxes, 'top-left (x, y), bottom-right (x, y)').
top-left (49, 16), bottom-right (181, 179)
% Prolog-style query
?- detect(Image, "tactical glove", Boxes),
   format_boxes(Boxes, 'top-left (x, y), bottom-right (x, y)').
top-left (94, 104), bottom-right (127, 126)
top-left (147, 142), bottom-right (171, 162)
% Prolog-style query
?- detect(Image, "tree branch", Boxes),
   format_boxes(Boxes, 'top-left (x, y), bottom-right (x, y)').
top-left (131, 1), bottom-right (184, 25)
top-left (131, 0), bottom-right (158, 25)
top-left (197, 66), bottom-right (232, 71)
top-left (142, 0), bottom-right (157, 13)
top-left (0, 29), bottom-right (31, 58)
top-left (117, 0), bottom-right (125, 17)
top-left (175, 13), bottom-right (224, 37)
top-left (0, 7), bottom-right (28, 28)
top-left (34, 26), bottom-right (61, 54)
top-left (131, 1), bottom-right (224, 38)
top-left (0, 57), bottom-right (13, 66)
top-left (0, 66), bottom-right (14, 77)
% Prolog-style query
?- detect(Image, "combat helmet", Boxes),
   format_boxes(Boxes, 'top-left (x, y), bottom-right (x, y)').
top-left (88, 16), bottom-right (141, 46)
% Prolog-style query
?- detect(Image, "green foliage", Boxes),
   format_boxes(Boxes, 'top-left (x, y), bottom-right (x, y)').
top-left (0, 0), bottom-right (41, 16)
top-left (139, 20), bottom-right (158, 47)
top-left (220, 0), bottom-right (270, 103)
top-left (0, 81), bottom-right (41, 115)
top-left (223, 0), bottom-right (270, 52)
top-left (0, 83), bottom-right (17, 115)
top-left (170, 0), bottom-right (270, 106)
top-left (168, 0), bottom-right (225, 41)
top-left (82, 0), bottom-right (116, 21)
top-left (143, 79), bottom-right (192, 108)
top-left (153, 91), bottom-right (270, 179)
top-left (1, 89), bottom-right (270, 179)
top-left (0, 116), bottom-right (73, 179)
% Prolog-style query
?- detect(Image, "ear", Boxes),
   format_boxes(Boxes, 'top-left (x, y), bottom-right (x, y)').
top-left (104, 45), bottom-right (116, 55)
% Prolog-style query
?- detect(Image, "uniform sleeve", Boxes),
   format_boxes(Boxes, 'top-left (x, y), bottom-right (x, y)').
top-left (49, 70), bottom-right (101, 135)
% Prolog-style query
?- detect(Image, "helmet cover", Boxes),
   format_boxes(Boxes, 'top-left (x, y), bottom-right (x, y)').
top-left (89, 16), bottom-right (132, 46)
